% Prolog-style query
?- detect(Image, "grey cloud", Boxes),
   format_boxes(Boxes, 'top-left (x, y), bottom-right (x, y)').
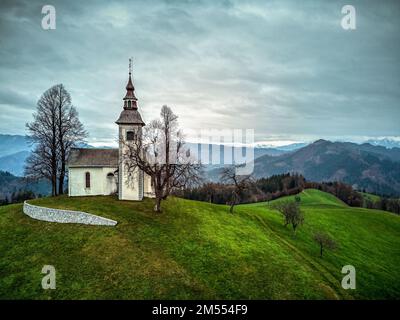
top-left (0, 0), bottom-right (399, 144)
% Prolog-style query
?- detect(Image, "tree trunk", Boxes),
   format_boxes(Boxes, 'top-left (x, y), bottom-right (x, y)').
top-left (58, 163), bottom-right (65, 195)
top-left (52, 112), bottom-right (58, 196)
top-left (51, 151), bottom-right (57, 196)
top-left (52, 174), bottom-right (57, 196)
top-left (320, 245), bottom-right (323, 257)
top-left (154, 196), bottom-right (162, 213)
top-left (230, 191), bottom-right (237, 213)
top-left (58, 99), bottom-right (65, 195)
top-left (58, 146), bottom-right (65, 194)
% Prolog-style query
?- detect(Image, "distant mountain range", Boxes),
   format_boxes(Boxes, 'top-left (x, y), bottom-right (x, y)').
top-left (1, 134), bottom-right (400, 196)
top-left (0, 134), bottom-right (92, 176)
top-left (0, 171), bottom-right (51, 201)
top-left (0, 151), bottom-right (30, 176)
top-left (207, 139), bottom-right (400, 196)
top-left (192, 139), bottom-right (400, 196)
top-left (0, 135), bottom-right (293, 176)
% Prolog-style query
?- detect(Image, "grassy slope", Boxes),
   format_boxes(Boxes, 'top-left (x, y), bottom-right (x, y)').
top-left (0, 189), bottom-right (399, 299)
top-left (239, 190), bottom-right (400, 299)
top-left (361, 192), bottom-right (381, 202)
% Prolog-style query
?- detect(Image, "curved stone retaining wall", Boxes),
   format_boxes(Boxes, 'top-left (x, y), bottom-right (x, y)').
top-left (23, 201), bottom-right (117, 226)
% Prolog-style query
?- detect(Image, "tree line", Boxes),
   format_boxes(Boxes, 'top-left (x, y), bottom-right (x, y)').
top-left (25, 84), bottom-right (87, 196)
top-left (363, 196), bottom-right (400, 214)
top-left (178, 173), bottom-right (306, 205)
top-left (178, 172), bottom-right (400, 215)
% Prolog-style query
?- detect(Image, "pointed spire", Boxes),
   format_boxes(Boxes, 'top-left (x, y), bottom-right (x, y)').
top-left (124, 58), bottom-right (137, 108)
top-left (116, 59), bottom-right (145, 126)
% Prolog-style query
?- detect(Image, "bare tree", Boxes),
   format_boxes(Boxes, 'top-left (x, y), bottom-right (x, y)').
top-left (271, 199), bottom-right (304, 235)
top-left (25, 84), bottom-right (86, 196)
top-left (313, 231), bottom-right (337, 258)
top-left (121, 105), bottom-right (202, 213)
top-left (55, 85), bottom-right (87, 194)
top-left (26, 86), bottom-right (59, 195)
top-left (220, 166), bottom-right (253, 213)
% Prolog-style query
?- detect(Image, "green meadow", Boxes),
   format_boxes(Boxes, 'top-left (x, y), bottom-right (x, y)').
top-left (0, 189), bottom-right (399, 299)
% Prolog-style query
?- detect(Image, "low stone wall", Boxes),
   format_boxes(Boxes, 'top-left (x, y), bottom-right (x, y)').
top-left (23, 201), bottom-right (117, 226)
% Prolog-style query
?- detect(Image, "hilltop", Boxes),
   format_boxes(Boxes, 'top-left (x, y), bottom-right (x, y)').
top-left (0, 189), bottom-right (399, 299)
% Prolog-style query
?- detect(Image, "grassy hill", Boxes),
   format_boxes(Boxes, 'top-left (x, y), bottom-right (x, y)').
top-left (0, 189), bottom-right (399, 299)
top-left (361, 192), bottom-right (381, 203)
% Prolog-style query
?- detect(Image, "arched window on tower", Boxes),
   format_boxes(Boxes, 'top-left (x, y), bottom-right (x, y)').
top-left (126, 131), bottom-right (135, 141)
top-left (85, 172), bottom-right (91, 189)
top-left (128, 100), bottom-right (131, 108)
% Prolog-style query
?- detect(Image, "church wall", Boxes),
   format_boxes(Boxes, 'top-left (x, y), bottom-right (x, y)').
top-left (68, 167), bottom-right (118, 197)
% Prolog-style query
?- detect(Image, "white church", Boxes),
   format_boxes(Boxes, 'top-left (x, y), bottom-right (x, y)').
top-left (67, 64), bottom-right (154, 200)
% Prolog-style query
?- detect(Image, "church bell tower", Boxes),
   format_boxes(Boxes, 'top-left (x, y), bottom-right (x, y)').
top-left (115, 59), bottom-right (145, 200)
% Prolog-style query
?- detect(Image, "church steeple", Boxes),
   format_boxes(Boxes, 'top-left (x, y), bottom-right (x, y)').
top-left (124, 58), bottom-right (138, 109)
top-left (116, 59), bottom-right (146, 201)
top-left (116, 59), bottom-right (145, 126)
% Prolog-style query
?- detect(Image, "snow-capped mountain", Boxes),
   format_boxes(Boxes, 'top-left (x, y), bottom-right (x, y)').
top-left (365, 138), bottom-right (400, 149)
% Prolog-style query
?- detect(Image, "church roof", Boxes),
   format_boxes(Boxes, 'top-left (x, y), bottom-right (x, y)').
top-left (115, 108), bottom-right (145, 125)
top-left (68, 148), bottom-right (118, 167)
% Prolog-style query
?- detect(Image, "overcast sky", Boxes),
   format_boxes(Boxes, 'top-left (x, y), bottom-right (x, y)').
top-left (0, 0), bottom-right (399, 146)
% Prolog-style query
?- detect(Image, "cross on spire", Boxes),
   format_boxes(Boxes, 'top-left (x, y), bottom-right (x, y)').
top-left (129, 57), bottom-right (133, 75)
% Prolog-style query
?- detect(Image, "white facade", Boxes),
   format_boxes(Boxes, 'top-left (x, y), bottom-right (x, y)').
top-left (68, 167), bottom-right (118, 197)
